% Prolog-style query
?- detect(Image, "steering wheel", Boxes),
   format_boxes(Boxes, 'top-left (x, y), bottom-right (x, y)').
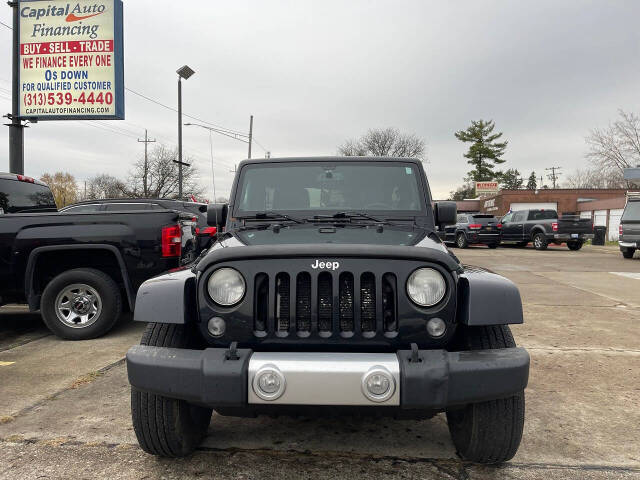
top-left (364, 203), bottom-right (390, 210)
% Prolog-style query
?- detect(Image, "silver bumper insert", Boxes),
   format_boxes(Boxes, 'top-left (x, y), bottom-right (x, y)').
top-left (619, 241), bottom-right (637, 248)
top-left (248, 352), bottom-right (400, 406)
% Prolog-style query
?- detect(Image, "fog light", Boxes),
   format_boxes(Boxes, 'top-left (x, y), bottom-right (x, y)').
top-left (253, 365), bottom-right (286, 401)
top-left (207, 317), bottom-right (226, 337)
top-left (362, 366), bottom-right (395, 403)
top-left (427, 318), bottom-right (446, 338)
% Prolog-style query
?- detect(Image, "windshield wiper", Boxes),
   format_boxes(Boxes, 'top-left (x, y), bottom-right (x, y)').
top-left (238, 211), bottom-right (305, 224)
top-left (313, 211), bottom-right (399, 225)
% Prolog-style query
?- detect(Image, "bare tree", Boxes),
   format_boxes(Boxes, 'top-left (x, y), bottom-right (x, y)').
top-left (339, 128), bottom-right (426, 160)
top-left (126, 144), bottom-right (205, 199)
top-left (563, 167), bottom-right (627, 189)
top-left (85, 174), bottom-right (127, 200)
top-left (586, 109), bottom-right (640, 185)
top-left (40, 172), bottom-right (78, 207)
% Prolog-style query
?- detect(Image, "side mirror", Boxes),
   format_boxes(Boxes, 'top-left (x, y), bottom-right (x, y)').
top-left (207, 203), bottom-right (228, 228)
top-left (434, 201), bottom-right (457, 226)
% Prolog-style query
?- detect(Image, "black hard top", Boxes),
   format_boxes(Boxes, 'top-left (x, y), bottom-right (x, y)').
top-left (238, 156), bottom-right (422, 168)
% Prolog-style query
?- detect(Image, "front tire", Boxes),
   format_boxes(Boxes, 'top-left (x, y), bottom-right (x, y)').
top-left (131, 323), bottom-right (212, 457)
top-left (40, 268), bottom-right (122, 340)
top-left (532, 232), bottom-right (548, 250)
top-left (446, 325), bottom-right (525, 464)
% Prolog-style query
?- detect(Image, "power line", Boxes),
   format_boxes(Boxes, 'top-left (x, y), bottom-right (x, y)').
top-left (0, 21), bottom-right (12, 30)
top-left (125, 87), bottom-right (247, 136)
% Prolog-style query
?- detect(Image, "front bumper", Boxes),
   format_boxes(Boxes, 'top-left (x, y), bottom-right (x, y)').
top-left (127, 345), bottom-right (529, 410)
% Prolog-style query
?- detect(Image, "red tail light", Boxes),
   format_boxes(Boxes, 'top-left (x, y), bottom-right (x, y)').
top-left (201, 227), bottom-right (217, 236)
top-left (17, 175), bottom-right (35, 183)
top-left (469, 224), bottom-right (482, 230)
top-left (619, 225), bottom-right (623, 236)
top-left (161, 225), bottom-right (182, 258)
top-left (552, 222), bottom-right (558, 232)
top-left (497, 224), bottom-right (502, 229)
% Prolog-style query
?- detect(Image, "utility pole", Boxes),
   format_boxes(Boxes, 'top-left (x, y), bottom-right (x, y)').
top-left (247, 115), bottom-right (253, 159)
top-left (138, 129), bottom-right (156, 197)
top-left (7, 2), bottom-right (25, 174)
top-left (175, 66), bottom-right (195, 200)
top-left (545, 166), bottom-right (562, 189)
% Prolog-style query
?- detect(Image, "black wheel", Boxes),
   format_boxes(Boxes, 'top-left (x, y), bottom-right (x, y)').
top-left (131, 323), bottom-right (212, 457)
top-left (622, 248), bottom-right (636, 259)
top-left (40, 268), bottom-right (122, 340)
top-left (532, 233), bottom-right (548, 250)
top-left (446, 325), bottom-right (525, 464)
top-left (567, 241), bottom-right (583, 251)
top-left (514, 241), bottom-right (528, 248)
top-left (488, 243), bottom-right (498, 249)
top-left (456, 232), bottom-right (469, 249)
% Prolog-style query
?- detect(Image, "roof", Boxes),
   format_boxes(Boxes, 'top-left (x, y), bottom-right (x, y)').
top-left (68, 198), bottom-right (205, 205)
top-left (0, 172), bottom-right (49, 187)
top-left (238, 156), bottom-right (422, 168)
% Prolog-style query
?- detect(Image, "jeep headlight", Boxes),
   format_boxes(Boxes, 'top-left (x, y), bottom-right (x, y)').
top-left (407, 268), bottom-right (446, 307)
top-left (207, 268), bottom-right (246, 306)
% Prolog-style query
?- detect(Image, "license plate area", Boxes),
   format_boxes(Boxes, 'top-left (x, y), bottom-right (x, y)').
top-left (248, 352), bottom-right (400, 406)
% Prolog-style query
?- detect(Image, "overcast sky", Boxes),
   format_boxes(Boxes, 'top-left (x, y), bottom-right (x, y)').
top-left (1, 0), bottom-right (639, 199)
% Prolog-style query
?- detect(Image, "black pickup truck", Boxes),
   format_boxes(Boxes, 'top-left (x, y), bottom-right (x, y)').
top-left (1, 173), bottom-right (191, 340)
top-left (127, 157), bottom-right (529, 464)
top-left (500, 209), bottom-right (593, 250)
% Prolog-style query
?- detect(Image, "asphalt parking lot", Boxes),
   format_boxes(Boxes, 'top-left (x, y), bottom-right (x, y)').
top-left (0, 244), bottom-right (639, 479)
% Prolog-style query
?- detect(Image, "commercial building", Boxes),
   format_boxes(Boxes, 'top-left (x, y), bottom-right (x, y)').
top-left (442, 188), bottom-right (629, 241)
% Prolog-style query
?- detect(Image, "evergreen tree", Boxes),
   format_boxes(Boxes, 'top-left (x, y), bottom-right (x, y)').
top-left (499, 169), bottom-right (523, 189)
top-left (526, 171), bottom-right (537, 190)
top-left (454, 120), bottom-right (508, 181)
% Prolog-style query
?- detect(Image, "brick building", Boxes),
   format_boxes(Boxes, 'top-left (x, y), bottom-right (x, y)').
top-left (476, 189), bottom-right (627, 216)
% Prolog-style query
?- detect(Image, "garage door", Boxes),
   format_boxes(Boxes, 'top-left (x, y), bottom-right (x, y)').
top-left (608, 209), bottom-right (624, 241)
top-left (509, 202), bottom-right (558, 212)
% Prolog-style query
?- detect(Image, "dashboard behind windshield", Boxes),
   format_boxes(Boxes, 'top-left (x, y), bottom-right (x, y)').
top-left (234, 162), bottom-right (427, 217)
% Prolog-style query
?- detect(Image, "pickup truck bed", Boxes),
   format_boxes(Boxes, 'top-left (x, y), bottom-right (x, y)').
top-left (0, 209), bottom-right (186, 339)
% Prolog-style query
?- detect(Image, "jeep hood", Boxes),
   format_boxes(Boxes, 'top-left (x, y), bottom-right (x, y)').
top-left (195, 226), bottom-right (461, 273)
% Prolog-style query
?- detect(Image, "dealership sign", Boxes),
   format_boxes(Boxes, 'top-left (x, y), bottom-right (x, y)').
top-left (18, 0), bottom-right (124, 120)
top-left (475, 181), bottom-right (499, 195)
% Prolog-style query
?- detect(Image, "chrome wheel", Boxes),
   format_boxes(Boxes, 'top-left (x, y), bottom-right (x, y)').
top-left (457, 234), bottom-right (466, 248)
top-left (55, 283), bottom-right (102, 329)
top-left (534, 235), bottom-right (542, 249)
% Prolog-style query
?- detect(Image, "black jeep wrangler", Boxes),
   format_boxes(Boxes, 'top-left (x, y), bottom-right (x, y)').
top-left (127, 157), bottom-right (529, 463)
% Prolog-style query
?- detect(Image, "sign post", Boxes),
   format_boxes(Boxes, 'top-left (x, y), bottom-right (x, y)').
top-left (8, 1), bottom-right (24, 174)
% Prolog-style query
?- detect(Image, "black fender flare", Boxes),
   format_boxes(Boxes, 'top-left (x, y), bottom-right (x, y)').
top-left (529, 225), bottom-right (547, 239)
top-left (133, 268), bottom-right (197, 324)
top-left (457, 267), bottom-right (523, 325)
top-left (25, 244), bottom-right (135, 311)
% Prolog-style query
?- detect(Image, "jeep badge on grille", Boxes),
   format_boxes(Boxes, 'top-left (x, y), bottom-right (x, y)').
top-left (311, 260), bottom-right (340, 270)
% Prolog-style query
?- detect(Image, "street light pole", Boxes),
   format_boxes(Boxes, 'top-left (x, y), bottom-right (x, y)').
top-left (247, 115), bottom-right (253, 159)
top-left (175, 65), bottom-right (195, 199)
top-left (177, 76), bottom-right (183, 198)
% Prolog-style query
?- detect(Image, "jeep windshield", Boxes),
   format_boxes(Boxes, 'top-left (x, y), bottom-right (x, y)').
top-left (234, 161), bottom-right (427, 221)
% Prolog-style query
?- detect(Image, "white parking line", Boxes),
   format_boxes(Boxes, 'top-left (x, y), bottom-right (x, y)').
top-left (610, 272), bottom-right (640, 280)
top-left (0, 361), bottom-right (16, 367)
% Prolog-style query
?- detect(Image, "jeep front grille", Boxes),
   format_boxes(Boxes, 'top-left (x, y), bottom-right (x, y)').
top-left (254, 271), bottom-right (398, 338)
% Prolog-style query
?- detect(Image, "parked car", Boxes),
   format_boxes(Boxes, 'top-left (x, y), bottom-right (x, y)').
top-left (443, 213), bottom-right (501, 248)
top-left (1, 197), bottom-right (192, 340)
top-left (0, 173), bottom-right (57, 215)
top-left (499, 209), bottom-right (593, 250)
top-left (127, 156), bottom-right (529, 464)
top-left (61, 198), bottom-right (217, 263)
top-left (619, 193), bottom-right (640, 259)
